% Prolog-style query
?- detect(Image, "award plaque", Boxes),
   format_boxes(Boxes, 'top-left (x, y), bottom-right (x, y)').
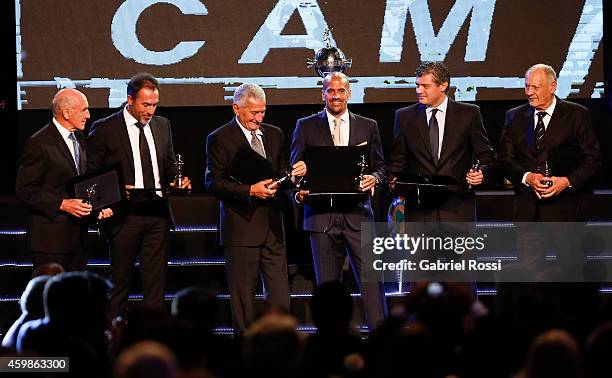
top-left (302, 145), bottom-right (368, 195)
top-left (228, 147), bottom-right (280, 185)
top-left (70, 164), bottom-right (124, 211)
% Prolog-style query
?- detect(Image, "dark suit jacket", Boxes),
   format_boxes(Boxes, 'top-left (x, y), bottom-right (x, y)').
top-left (388, 99), bottom-right (496, 221)
top-left (15, 123), bottom-right (87, 254)
top-left (290, 111), bottom-right (385, 232)
top-left (499, 98), bottom-right (601, 221)
top-left (87, 110), bottom-right (177, 231)
top-left (205, 119), bottom-right (288, 246)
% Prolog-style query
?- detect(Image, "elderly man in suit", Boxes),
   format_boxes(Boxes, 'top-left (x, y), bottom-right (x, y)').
top-left (205, 83), bottom-right (306, 335)
top-left (388, 61), bottom-right (496, 222)
top-left (291, 72), bottom-right (387, 331)
top-left (16, 88), bottom-right (112, 271)
top-left (87, 73), bottom-right (191, 318)
top-left (499, 64), bottom-right (601, 275)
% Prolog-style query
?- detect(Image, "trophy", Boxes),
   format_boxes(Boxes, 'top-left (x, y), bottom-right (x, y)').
top-left (84, 183), bottom-right (101, 234)
top-left (173, 153), bottom-right (185, 191)
top-left (307, 28), bottom-right (352, 78)
top-left (540, 161), bottom-right (553, 188)
top-left (83, 183), bottom-right (98, 206)
top-left (468, 159), bottom-right (481, 191)
top-left (266, 170), bottom-right (302, 190)
top-left (355, 155), bottom-right (368, 190)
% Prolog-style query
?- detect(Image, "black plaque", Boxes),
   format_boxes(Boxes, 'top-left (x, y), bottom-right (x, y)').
top-left (70, 164), bottom-right (124, 211)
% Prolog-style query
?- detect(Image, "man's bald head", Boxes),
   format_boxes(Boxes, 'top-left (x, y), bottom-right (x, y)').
top-left (52, 88), bottom-right (85, 115)
top-left (52, 88), bottom-right (90, 132)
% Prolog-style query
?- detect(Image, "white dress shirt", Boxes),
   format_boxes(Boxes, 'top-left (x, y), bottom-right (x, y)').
top-left (123, 107), bottom-right (161, 190)
top-left (522, 97), bottom-right (558, 185)
top-left (52, 118), bottom-right (79, 169)
top-left (426, 95), bottom-right (448, 160)
top-left (236, 117), bottom-right (266, 157)
top-left (326, 109), bottom-right (350, 146)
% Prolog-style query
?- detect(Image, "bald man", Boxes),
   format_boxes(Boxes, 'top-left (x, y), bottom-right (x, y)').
top-left (16, 88), bottom-right (111, 271)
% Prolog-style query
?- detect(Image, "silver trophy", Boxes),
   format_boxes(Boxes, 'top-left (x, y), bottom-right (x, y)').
top-left (307, 28), bottom-right (352, 78)
top-left (540, 161), bottom-right (553, 188)
top-left (355, 155), bottom-right (368, 190)
top-left (267, 170), bottom-right (302, 190)
top-left (468, 159), bottom-right (481, 191)
top-left (84, 183), bottom-right (98, 206)
top-left (174, 154), bottom-right (185, 189)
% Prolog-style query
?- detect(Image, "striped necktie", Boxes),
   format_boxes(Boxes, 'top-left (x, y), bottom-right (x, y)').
top-left (68, 132), bottom-right (81, 174)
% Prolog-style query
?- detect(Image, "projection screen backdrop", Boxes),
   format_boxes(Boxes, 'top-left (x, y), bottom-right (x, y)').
top-left (15, 0), bottom-right (604, 109)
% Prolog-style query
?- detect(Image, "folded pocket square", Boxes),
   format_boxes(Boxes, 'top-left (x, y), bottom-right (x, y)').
top-left (356, 141), bottom-right (368, 146)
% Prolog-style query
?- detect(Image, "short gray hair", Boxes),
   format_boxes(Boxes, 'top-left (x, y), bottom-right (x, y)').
top-left (526, 64), bottom-right (557, 83)
top-left (233, 83), bottom-right (266, 107)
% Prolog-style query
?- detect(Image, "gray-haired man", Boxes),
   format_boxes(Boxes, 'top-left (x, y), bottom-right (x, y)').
top-left (205, 83), bottom-right (306, 334)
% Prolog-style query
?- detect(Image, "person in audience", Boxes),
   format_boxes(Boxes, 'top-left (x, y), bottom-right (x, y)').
top-left (114, 340), bottom-right (177, 378)
top-left (243, 310), bottom-right (302, 378)
top-left (298, 282), bottom-right (364, 378)
top-left (520, 329), bottom-right (583, 378)
top-left (1, 275), bottom-right (51, 349)
top-left (17, 271), bottom-right (112, 377)
top-left (585, 322), bottom-right (612, 378)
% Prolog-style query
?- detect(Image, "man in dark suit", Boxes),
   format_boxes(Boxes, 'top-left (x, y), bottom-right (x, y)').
top-left (388, 62), bottom-right (496, 222)
top-left (291, 72), bottom-right (387, 331)
top-left (87, 73), bottom-right (191, 318)
top-left (16, 88), bottom-right (112, 271)
top-left (499, 64), bottom-right (601, 274)
top-left (205, 83), bottom-right (306, 335)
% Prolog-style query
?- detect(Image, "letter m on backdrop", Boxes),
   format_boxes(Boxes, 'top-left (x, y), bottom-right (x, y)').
top-left (379, 0), bottom-right (496, 62)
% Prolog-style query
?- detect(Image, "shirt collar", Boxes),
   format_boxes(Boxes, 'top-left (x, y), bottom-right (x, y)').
top-left (236, 116), bottom-right (263, 136)
top-left (52, 118), bottom-right (73, 139)
top-left (123, 105), bottom-right (146, 128)
top-left (427, 95), bottom-right (448, 114)
top-left (537, 97), bottom-right (557, 117)
top-left (325, 109), bottom-right (350, 125)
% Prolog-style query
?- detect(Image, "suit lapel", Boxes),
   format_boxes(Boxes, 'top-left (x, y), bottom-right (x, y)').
top-left (230, 118), bottom-right (253, 150)
top-left (415, 104), bottom-right (434, 163)
top-left (317, 111), bottom-right (335, 146)
top-left (76, 131), bottom-right (87, 175)
top-left (115, 112), bottom-right (136, 180)
top-left (523, 106), bottom-right (537, 153)
top-left (540, 98), bottom-right (564, 151)
top-left (49, 124), bottom-right (79, 175)
top-left (258, 124), bottom-right (275, 164)
top-left (438, 100), bottom-right (455, 167)
top-left (149, 118), bottom-right (165, 179)
top-left (348, 112), bottom-right (359, 146)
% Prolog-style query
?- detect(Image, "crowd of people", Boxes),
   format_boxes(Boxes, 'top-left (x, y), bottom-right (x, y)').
top-left (2, 269), bottom-right (612, 377)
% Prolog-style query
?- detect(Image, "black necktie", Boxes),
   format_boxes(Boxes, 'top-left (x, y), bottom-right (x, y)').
top-left (135, 122), bottom-right (155, 190)
top-left (429, 108), bottom-right (439, 165)
top-left (535, 111), bottom-right (546, 151)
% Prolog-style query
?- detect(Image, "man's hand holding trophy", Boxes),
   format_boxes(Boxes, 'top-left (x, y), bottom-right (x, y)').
top-left (169, 153), bottom-right (192, 193)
